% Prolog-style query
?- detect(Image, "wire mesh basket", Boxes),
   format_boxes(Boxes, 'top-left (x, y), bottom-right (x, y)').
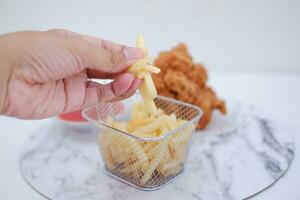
top-left (82, 94), bottom-right (202, 190)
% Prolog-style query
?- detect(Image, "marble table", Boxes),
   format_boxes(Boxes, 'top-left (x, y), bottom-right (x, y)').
top-left (1, 71), bottom-right (300, 200)
top-left (19, 103), bottom-right (294, 200)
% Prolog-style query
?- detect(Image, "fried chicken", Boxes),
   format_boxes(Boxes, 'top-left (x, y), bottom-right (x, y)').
top-left (195, 87), bottom-right (226, 129)
top-left (163, 70), bottom-right (197, 104)
top-left (154, 45), bottom-right (193, 75)
top-left (153, 43), bottom-right (226, 130)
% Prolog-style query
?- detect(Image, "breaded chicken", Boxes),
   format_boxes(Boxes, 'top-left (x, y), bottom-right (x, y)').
top-left (153, 43), bottom-right (226, 130)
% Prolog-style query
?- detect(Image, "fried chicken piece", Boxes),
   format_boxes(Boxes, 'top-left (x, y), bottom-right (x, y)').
top-left (186, 64), bottom-right (208, 87)
top-left (153, 43), bottom-right (226, 130)
top-left (195, 87), bottom-right (226, 129)
top-left (154, 46), bottom-right (193, 75)
top-left (152, 74), bottom-right (165, 92)
top-left (163, 70), bottom-right (197, 104)
top-left (172, 43), bottom-right (193, 61)
top-left (152, 74), bottom-right (176, 98)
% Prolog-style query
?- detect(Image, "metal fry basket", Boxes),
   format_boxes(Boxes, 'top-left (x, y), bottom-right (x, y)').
top-left (82, 94), bottom-right (202, 190)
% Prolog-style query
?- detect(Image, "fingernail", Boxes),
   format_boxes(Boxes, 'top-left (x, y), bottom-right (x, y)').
top-left (123, 47), bottom-right (144, 61)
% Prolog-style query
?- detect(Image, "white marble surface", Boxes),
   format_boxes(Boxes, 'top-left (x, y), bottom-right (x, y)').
top-left (1, 71), bottom-right (300, 200)
top-left (18, 102), bottom-right (294, 200)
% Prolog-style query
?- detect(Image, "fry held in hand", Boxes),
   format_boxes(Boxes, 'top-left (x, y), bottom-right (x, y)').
top-left (128, 34), bottom-right (160, 117)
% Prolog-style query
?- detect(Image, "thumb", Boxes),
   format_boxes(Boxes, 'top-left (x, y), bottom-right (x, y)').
top-left (82, 73), bottom-right (141, 108)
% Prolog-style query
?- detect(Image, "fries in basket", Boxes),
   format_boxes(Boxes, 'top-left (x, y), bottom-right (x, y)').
top-left (97, 35), bottom-right (198, 188)
top-left (99, 102), bottom-right (195, 186)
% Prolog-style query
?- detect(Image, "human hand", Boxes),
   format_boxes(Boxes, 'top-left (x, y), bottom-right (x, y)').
top-left (0, 30), bottom-right (144, 119)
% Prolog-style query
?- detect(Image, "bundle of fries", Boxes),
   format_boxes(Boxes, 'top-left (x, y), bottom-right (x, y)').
top-left (128, 34), bottom-right (160, 116)
top-left (96, 35), bottom-right (200, 188)
top-left (99, 101), bottom-right (196, 186)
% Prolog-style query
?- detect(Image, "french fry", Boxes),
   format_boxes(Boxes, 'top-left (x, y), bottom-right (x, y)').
top-left (143, 99), bottom-right (158, 117)
top-left (160, 160), bottom-right (183, 176)
top-left (171, 142), bottom-right (187, 161)
top-left (139, 72), bottom-right (157, 100)
top-left (141, 140), bottom-right (168, 184)
top-left (177, 119), bottom-right (186, 126)
top-left (108, 135), bottom-right (129, 165)
top-left (157, 108), bottom-right (165, 115)
top-left (169, 123), bottom-right (195, 143)
top-left (102, 147), bottom-right (115, 170)
top-left (131, 102), bottom-right (147, 119)
top-left (144, 65), bottom-right (161, 73)
top-left (124, 137), bottom-right (149, 163)
top-left (128, 57), bottom-right (149, 73)
top-left (119, 158), bottom-right (149, 174)
top-left (99, 134), bottom-right (115, 170)
top-left (127, 118), bottom-right (154, 132)
top-left (136, 33), bottom-right (148, 56)
top-left (136, 70), bottom-right (148, 79)
top-left (129, 34), bottom-right (159, 117)
top-left (132, 115), bottom-right (169, 135)
top-left (135, 65), bottom-right (160, 75)
top-left (143, 141), bottom-right (159, 155)
top-left (110, 141), bottom-right (125, 165)
top-left (168, 130), bottom-right (191, 161)
top-left (156, 141), bottom-right (173, 171)
top-left (158, 126), bottom-right (169, 136)
top-left (112, 121), bottom-right (128, 132)
top-left (169, 113), bottom-right (177, 121)
top-left (108, 135), bottom-right (149, 172)
top-left (165, 114), bottom-right (178, 130)
top-left (136, 66), bottom-right (160, 79)
top-left (136, 33), bottom-right (145, 48)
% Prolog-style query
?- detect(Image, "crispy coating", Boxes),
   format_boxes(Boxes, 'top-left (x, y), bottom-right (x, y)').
top-left (163, 70), bottom-right (197, 104)
top-left (155, 44), bottom-right (193, 75)
top-left (195, 87), bottom-right (226, 129)
top-left (186, 64), bottom-right (208, 87)
top-left (152, 74), bottom-right (176, 98)
top-left (153, 43), bottom-right (226, 130)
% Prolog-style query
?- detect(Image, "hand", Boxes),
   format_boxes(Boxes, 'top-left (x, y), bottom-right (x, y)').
top-left (0, 30), bottom-right (144, 119)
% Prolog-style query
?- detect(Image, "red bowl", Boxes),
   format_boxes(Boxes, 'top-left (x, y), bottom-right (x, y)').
top-left (58, 110), bottom-right (86, 122)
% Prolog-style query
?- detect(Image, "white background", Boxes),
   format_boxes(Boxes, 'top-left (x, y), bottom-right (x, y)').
top-left (0, 1), bottom-right (300, 200)
top-left (0, 0), bottom-right (299, 72)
